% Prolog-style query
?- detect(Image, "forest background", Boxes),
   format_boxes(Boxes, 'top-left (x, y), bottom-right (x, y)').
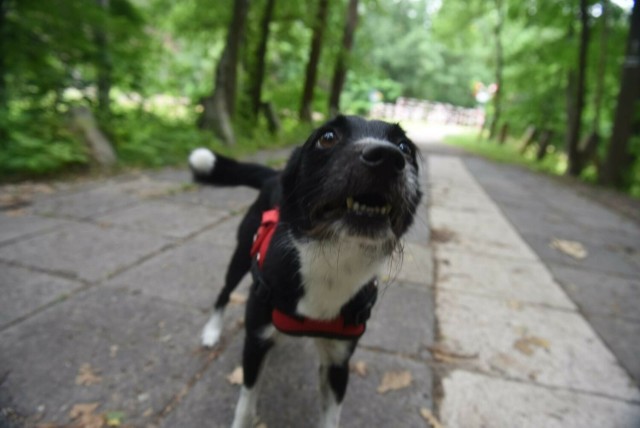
top-left (1, 0), bottom-right (638, 196)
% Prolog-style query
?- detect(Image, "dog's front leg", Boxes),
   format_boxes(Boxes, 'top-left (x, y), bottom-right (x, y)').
top-left (315, 338), bottom-right (357, 428)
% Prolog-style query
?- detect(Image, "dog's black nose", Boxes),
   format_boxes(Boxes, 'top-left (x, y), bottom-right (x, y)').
top-left (360, 143), bottom-right (406, 173)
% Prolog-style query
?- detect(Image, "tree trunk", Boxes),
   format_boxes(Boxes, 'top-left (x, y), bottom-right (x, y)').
top-left (300, 0), bottom-right (330, 122)
top-left (536, 130), bottom-right (554, 161)
top-left (601, 1), bottom-right (640, 188)
top-left (567, 0), bottom-right (590, 177)
top-left (328, 0), bottom-right (358, 117)
top-left (200, 0), bottom-right (251, 144)
top-left (498, 122), bottom-right (509, 144)
top-left (488, 0), bottom-right (504, 140)
top-left (248, 0), bottom-right (276, 119)
top-left (0, 0), bottom-right (8, 143)
top-left (593, 0), bottom-right (609, 134)
top-left (95, 0), bottom-right (111, 119)
top-left (519, 126), bottom-right (537, 154)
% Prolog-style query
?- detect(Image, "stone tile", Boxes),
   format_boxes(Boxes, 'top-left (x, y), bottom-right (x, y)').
top-left (390, 242), bottom-right (434, 286)
top-left (104, 228), bottom-right (249, 311)
top-left (585, 314), bottom-right (640, 384)
top-left (430, 207), bottom-right (536, 261)
top-left (440, 370), bottom-right (640, 428)
top-left (0, 214), bottom-right (72, 246)
top-left (32, 185), bottom-right (138, 220)
top-left (436, 249), bottom-right (575, 309)
top-left (162, 334), bottom-right (433, 428)
top-left (549, 265), bottom-right (640, 321)
top-left (0, 264), bottom-right (84, 329)
top-left (521, 233), bottom-right (639, 278)
top-left (165, 186), bottom-right (258, 212)
top-left (0, 223), bottom-right (170, 282)
top-left (361, 283), bottom-right (434, 358)
top-left (436, 290), bottom-right (639, 401)
top-left (0, 287), bottom-right (207, 427)
top-left (96, 200), bottom-right (228, 239)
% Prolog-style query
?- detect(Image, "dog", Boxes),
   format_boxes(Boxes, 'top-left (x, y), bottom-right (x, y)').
top-left (188, 115), bottom-right (422, 428)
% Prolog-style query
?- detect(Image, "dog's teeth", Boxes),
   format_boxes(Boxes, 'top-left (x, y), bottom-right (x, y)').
top-left (346, 197), bottom-right (354, 210)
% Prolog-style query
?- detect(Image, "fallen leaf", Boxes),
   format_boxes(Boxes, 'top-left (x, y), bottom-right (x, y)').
top-left (513, 336), bottom-right (550, 356)
top-left (419, 407), bottom-right (444, 428)
top-left (377, 370), bottom-right (412, 394)
top-left (507, 300), bottom-right (523, 310)
top-left (256, 423), bottom-right (268, 428)
top-left (229, 292), bottom-right (247, 305)
top-left (142, 408), bottom-right (153, 418)
top-left (431, 227), bottom-right (456, 243)
top-left (350, 360), bottom-right (368, 377)
top-left (550, 238), bottom-right (588, 260)
top-left (226, 366), bottom-right (243, 385)
top-left (5, 208), bottom-right (26, 217)
top-left (75, 363), bottom-right (103, 386)
top-left (69, 403), bottom-right (104, 428)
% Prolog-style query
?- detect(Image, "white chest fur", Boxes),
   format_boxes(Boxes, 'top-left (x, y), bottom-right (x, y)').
top-left (294, 238), bottom-right (389, 320)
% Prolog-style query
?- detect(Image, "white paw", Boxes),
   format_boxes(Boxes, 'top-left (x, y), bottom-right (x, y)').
top-left (189, 148), bottom-right (216, 174)
top-left (201, 310), bottom-right (223, 347)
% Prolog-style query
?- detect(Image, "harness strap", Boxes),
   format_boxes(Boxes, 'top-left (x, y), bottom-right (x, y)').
top-left (250, 208), bottom-right (377, 340)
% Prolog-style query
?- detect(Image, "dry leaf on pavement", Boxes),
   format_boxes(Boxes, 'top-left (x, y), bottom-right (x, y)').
top-left (550, 238), bottom-right (588, 260)
top-left (419, 407), bottom-right (444, 428)
top-left (229, 292), bottom-right (248, 305)
top-left (350, 360), bottom-right (368, 377)
top-left (226, 366), bottom-right (244, 385)
top-left (69, 403), bottom-right (104, 428)
top-left (377, 370), bottom-right (412, 394)
top-left (75, 363), bottom-right (103, 386)
top-left (513, 336), bottom-right (550, 356)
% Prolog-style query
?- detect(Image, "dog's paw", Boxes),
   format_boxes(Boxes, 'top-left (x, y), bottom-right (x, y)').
top-left (189, 148), bottom-right (216, 174)
top-left (201, 310), bottom-right (223, 347)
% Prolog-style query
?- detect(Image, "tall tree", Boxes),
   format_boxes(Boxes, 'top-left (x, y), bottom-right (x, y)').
top-left (601, 0), bottom-right (640, 188)
top-left (247, 0), bottom-right (276, 120)
top-left (0, 0), bottom-right (7, 141)
top-left (328, 0), bottom-right (358, 117)
top-left (300, 0), bottom-right (329, 122)
top-left (592, 0), bottom-right (610, 135)
top-left (95, 0), bottom-right (112, 119)
top-left (200, 0), bottom-right (251, 145)
top-left (566, 0), bottom-right (591, 176)
top-left (488, 0), bottom-right (504, 140)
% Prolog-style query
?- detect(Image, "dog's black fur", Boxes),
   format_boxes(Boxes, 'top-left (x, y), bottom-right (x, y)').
top-left (190, 115), bottom-right (421, 427)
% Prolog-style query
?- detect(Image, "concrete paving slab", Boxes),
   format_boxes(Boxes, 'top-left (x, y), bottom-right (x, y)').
top-left (0, 287), bottom-right (207, 427)
top-left (165, 186), bottom-right (258, 212)
top-left (0, 222), bottom-right (171, 282)
top-left (162, 333), bottom-right (433, 428)
top-left (431, 206), bottom-right (537, 261)
top-left (361, 282), bottom-right (434, 358)
top-left (0, 263), bottom-right (84, 329)
top-left (435, 249), bottom-right (575, 309)
top-left (31, 185), bottom-right (139, 220)
top-left (0, 214), bottom-right (73, 246)
top-left (104, 229), bottom-right (248, 311)
top-left (389, 242), bottom-right (434, 286)
top-left (549, 265), bottom-right (640, 321)
top-left (440, 370), bottom-right (640, 428)
top-left (583, 314), bottom-right (640, 384)
top-left (96, 200), bottom-right (229, 239)
top-left (520, 233), bottom-right (639, 278)
top-left (436, 289), bottom-right (639, 401)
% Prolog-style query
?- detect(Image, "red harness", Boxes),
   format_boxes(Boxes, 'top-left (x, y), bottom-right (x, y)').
top-left (250, 208), bottom-right (370, 340)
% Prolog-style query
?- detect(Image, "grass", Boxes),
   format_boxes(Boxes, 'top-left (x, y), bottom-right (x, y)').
top-left (444, 131), bottom-right (568, 177)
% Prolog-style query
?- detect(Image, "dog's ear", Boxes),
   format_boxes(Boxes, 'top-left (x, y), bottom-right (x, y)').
top-left (281, 147), bottom-right (302, 197)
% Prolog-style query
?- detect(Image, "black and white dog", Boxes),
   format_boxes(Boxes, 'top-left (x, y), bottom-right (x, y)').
top-left (188, 115), bottom-right (421, 428)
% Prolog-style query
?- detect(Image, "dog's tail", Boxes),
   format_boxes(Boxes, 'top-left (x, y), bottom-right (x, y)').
top-left (188, 148), bottom-right (277, 190)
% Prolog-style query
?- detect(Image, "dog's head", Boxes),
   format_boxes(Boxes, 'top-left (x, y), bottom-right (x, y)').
top-left (280, 115), bottom-right (421, 247)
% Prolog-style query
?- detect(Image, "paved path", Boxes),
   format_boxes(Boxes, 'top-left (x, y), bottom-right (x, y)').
top-left (2, 131), bottom-right (640, 427)
top-left (0, 149), bottom-right (434, 428)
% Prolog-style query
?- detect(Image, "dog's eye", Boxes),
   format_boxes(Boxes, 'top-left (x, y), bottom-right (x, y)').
top-left (317, 131), bottom-right (338, 149)
top-left (398, 141), bottom-right (413, 155)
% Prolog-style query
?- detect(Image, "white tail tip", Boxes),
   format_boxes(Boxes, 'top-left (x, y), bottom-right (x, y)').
top-left (189, 148), bottom-right (216, 174)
